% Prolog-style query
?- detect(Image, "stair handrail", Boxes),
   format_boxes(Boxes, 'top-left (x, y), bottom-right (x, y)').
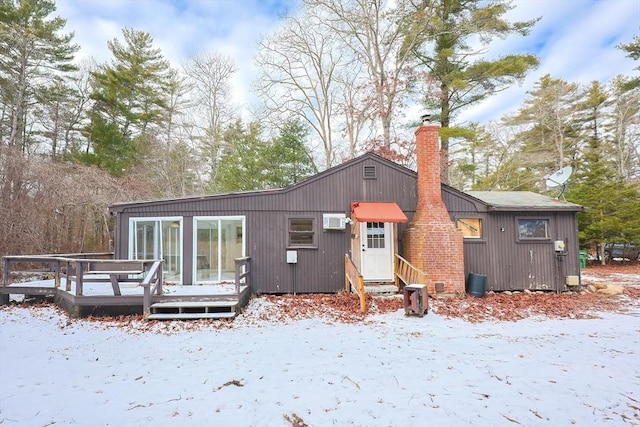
top-left (344, 254), bottom-right (366, 313)
top-left (141, 260), bottom-right (164, 320)
top-left (234, 257), bottom-right (251, 294)
top-left (394, 254), bottom-right (427, 290)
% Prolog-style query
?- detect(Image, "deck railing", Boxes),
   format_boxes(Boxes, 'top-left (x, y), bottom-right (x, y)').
top-left (234, 257), bottom-right (251, 294)
top-left (2, 253), bottom-right (114, 288)
top-left (344, 254), bottom-right (366, 313)
top-left (2, 254), bottom-right (161, 296)
top-left (141, 260), bottom-right (164, 319)
top-left (394, 254), bottom-right (427, 289)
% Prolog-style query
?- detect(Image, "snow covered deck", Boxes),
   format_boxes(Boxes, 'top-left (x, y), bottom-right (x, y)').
top-left (1, 254), bottom-right (252, 319)
top-left (2, 277), bottom-right (251, 319)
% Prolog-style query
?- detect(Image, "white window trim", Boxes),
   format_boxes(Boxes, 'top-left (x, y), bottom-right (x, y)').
top-left (193, 216), bottom-right (246, 284)
top-left (128, 216), bottom-right (183, 283)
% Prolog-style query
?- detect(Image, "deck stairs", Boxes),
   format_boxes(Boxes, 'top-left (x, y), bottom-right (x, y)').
top-left (148, 299), bottom-right (239, 320)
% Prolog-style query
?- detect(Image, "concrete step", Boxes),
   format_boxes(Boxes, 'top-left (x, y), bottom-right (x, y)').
top-left (147, 312), bottom-right (236, 320)
top-left (363, 283), bottom-right (399, 294)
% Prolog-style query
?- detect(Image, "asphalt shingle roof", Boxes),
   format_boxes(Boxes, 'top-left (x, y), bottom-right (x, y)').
top-left (466, 191), bottom-right (583, 211)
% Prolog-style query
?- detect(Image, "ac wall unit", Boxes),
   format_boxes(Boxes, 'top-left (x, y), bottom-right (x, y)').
top-left (323, 213), bottom-right (347, 230)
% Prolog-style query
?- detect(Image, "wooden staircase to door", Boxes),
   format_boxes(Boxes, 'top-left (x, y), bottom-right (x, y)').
top-left (345, 254), bottom-right (428, 313)
top-left (394, 254), bottom-right (428, 290)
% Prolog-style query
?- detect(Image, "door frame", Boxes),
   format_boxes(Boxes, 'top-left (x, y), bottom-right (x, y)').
top-left (359, 221), bottom-right (394, 282)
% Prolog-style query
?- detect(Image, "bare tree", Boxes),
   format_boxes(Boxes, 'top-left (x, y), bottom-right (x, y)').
top-left (0, 146), bottom-right (154, 257)
top-left (32, 66), bottom-right (93, 161)
top-left (609, 76), bottom-right (640, 181)
top-left (254, 9), bottom-right (342, 168)
top-left (335, 60), bottom-right (375, 160)
top-left (305, 0), bottom-right (422, 148)
top-left (183, 52), bottom-right (237, 184)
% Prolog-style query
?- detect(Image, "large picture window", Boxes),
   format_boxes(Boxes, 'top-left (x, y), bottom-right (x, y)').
top-left (517, 218), bottom-right (550, 240)
top-left (194, 216), bottom-right (245, 284)
top-left (288, 217), bottom-right (315, 247)
top-left (456, 218), bottom-right (482, 239)
top-left (129, 217), bottom-right (182, 282)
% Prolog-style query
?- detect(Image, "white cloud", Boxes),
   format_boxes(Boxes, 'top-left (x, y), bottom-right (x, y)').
top-left (54, 0), bottom-right (638, 125)
top-left (460, 0), bottom-right (639, 124)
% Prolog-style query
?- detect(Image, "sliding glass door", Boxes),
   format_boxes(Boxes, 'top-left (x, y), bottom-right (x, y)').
top-left (194, 216), bottom-right (245, 284)
top-left (129, 217), bottom-right (182, 282)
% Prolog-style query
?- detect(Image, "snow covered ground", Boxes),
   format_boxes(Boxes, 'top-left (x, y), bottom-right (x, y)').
top-left (1, 292), bottom-right (639, 426)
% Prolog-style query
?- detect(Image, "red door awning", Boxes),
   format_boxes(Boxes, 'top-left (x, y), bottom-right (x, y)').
top-left (351, 202), bottom-right (408, 223)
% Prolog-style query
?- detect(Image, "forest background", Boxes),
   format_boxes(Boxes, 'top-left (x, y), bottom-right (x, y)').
top-left (1, 0), bottom-right (639, 261)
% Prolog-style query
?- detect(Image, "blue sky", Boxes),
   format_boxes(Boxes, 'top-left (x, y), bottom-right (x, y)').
top-left (56, 0), bottom-right (639, 124)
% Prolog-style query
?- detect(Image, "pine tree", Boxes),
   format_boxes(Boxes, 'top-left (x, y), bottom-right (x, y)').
top-left (618, 34), bottom-right (639, 89)
top-left (0, 0), bottom-right (78, 152)
top-left (505, 74), bottom-right (581, 188)
top-left (567, 81), bottom-right (640, 261)
top-left (405, 0), bottom-right (539, 183)
top-left (211, 121), bottom-right (264, 192)
top-left (266, 119), bottom-right (317, 187)
top-left (85, 28), bottom-right (172, 175)
top-left (212, 120), bottom-right (317, 192)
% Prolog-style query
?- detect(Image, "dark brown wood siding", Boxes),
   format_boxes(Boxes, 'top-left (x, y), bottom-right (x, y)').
top-left (111, 156), bottom-right (581, 294)
top-left (443, 187), bottom-right (581, 292)
top-left (112, 155), bottom-right (418, 293)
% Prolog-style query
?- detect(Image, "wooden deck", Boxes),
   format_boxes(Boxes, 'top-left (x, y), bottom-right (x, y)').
top-left (1, 254), bottom-right (252, 320)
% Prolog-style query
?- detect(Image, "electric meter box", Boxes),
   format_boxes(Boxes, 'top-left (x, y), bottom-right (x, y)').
top-left (286, 250), bottom-right (298, 264)
top-left (554, 240), bottom-right (566, 252)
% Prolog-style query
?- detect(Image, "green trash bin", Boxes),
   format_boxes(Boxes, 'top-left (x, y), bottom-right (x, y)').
top-left (579, 250), bottom-right (588, 269)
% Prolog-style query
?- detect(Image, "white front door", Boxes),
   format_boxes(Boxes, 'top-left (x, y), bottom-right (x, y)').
top-left (360, 222), bottom-right (394, 281)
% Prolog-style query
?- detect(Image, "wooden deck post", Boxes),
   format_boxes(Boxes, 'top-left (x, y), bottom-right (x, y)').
top-left (344, 256), bottom-right (350, 293)
top-left (358, 276), bottom-right (366, 313)
top-left (1, 258), bottom-right (10, 305)
top-left (235, 260), bottom-right (241, 295)
top-left (2, 257), bottom-right (9, 287)
top-left (75, 260), bottom-right (84, 296)
top-left (156, 262), bottom-right (163, 295)
top-left (53, 259), bottom-right (61, 288)
top-left (142, 284), bottom-right (151, 320)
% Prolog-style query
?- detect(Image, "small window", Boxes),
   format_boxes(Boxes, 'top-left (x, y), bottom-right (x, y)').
top-left (288, 218), bottom-right (316, 247)
top-left (366, 222), bottom-right (385, 248)
top-left (363, 165), bottom-right (377, 179)
top-left (456, 218), bottom-right (482, 239)
top-left (518, 219), bottom-right (550, 240)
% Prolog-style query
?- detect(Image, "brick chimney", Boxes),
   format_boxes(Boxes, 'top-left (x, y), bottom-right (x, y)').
top-left (402, 116), bottom-right (465, 294)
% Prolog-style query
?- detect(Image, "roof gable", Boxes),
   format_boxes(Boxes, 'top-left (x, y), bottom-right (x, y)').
top-left (110, 153), bottom-right (416, 213)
